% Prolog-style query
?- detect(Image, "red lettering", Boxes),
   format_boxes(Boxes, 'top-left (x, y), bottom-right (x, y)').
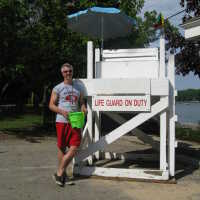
top-left (95, 99), bottom-right (104, 106)
top-left (106, 99), bottom-right (123, 106)
top-left (125, 99), bottom-right (133, 106)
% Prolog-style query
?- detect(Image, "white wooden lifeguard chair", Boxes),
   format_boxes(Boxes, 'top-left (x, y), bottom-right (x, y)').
top-left (73, 35), bottom-right (177, 181)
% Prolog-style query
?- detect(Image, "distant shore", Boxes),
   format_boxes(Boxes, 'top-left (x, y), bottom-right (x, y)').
top-left (176, 101), bottom-right (200, 103)
top-left (176, 122), bottom-right (200, 130)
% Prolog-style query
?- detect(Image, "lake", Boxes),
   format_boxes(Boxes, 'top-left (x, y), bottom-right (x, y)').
top-left (176, 102), bottom-right (200, 124)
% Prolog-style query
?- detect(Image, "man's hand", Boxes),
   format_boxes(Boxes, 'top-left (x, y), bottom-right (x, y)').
top-left (61, 110), bottom-right (68, 119)
top-left (81, 104), bottom-right (87, 115)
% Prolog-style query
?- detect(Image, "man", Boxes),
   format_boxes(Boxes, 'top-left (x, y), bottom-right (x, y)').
top-left (49, 63), bottom-right (87, 187)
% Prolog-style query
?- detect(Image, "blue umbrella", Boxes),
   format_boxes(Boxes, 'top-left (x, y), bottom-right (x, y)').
top-left (68, 7), bottom-right (136, 50)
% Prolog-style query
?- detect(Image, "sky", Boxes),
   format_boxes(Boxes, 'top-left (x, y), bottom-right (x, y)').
top-left (141, 0), bottom-right (200, 90)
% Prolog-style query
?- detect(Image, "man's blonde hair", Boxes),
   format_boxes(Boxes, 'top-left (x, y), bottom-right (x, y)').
top-left (61, 63), bottom-right (73, 72)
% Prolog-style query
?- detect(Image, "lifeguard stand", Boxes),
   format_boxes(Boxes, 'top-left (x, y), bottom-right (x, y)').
top-left (73, 36), bottom-right (177, 181)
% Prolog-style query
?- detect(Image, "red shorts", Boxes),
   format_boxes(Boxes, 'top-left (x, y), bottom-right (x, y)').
top-left (56, 122), bottom-right (81, 149)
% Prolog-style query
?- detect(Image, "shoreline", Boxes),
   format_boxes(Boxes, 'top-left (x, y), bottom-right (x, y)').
top-left (176, 122), bottom-right (200, 130)
top-left (176, 101), bottom-right (200, 103)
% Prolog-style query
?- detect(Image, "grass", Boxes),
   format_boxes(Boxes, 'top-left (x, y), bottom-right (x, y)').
top-left (176, 127), bottom-right (200, 143)
top-left (0, 114), bottom-right (42, 130)
top-left (0, 113), bottom-right (200, 143)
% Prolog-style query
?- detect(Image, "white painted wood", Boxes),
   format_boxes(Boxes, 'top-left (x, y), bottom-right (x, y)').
top-left (82, 122), bottom-right (88, 138)
top-left (96, 61), bottom-right (159, 78)
top-left (95, 48), bottom-right (100, 78)
top-left (94, 111), bottom-right (101, 160)
top-left (75, 44), bottom-right (175, 180)
top-left (87, 41), bottom-right (93, 79)
top-left (77, 79), bottom-right (169, 96)
top-left (185, 25), bottom-right (200, 40)
top-left (159, 35), bottom-right (165, 79)
top-left (104, 152), bottom-right (159, 161)
top-left (102, 48), bottom-right (158, 61)
top-left (75, 97), bottom-right (168, 163)
top-left (87, 41), bottom-right (94, 165)
top-left (160, 110), bottom-right (167, 171)
top-left (150, 79), bottom-right (169, 96)
top-left (168, 54), bottom-right (176, 177)
top-left (74, 166), bottom-right (169, 180)
top-left (169, 117), bottom-right (175, 176)
top-left (87, 97), bottom-right (93, 165)
top-left (92, 95), bottom-right (150, 111)
top-left (94, 48), bottom-right (101, 160)
top-left (105, 112), bottom-right (159, 150)
top-left (78, 78), bottom-right (150, 95)
top-left (181, 17), bottom-right (200, 40)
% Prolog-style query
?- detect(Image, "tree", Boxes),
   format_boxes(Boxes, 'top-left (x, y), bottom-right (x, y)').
top-left (180, 0), bottom-right (200, 22)
top-left (0, 0), bottom-right (159, 111)
top-left (0, 0), bottom-right (30, 110)
top-left (164, 0), bottom-right (200, 78)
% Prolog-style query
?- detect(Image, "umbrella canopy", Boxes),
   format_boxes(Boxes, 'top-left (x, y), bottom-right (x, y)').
top-left (68, 7), bottom-right (136, 49)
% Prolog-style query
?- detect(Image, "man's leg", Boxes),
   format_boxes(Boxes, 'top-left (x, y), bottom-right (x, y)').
top-left (57, 145), bottom-right (78, 176)
top-left (57, 147), bottom-right (65, 167)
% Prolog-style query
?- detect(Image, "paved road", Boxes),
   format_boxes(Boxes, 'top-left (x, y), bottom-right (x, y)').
top-left (0, 134), bottom-right (200, 200)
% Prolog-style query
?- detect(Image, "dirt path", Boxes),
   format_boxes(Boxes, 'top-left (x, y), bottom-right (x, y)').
top-left (0, 133), bottom-right (200, 200)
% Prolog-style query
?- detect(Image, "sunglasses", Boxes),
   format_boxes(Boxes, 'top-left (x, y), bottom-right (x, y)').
top-left (63, 70), bottom-right (72, 73)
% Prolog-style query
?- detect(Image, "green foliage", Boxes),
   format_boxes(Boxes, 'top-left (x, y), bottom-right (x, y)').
top-left (176, 89), bottom-right (200, 101)
top-left (163, 1), bottom-right (200, 78)
top-left (176, 126), bottom-right (200, 143)
top-left (0, 0), bottom-right (160, 107)
top-left (0, 113), bottom-right (42, 130)
top-left (180, 0), bottom-right (200, 22)
top-left (164, 18), bottom-right (200, 77)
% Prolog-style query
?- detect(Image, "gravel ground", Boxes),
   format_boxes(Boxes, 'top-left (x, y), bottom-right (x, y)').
top-left (0, 133), bottom-right (200, 200)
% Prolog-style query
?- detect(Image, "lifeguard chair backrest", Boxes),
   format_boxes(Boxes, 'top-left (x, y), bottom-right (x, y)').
top-left (95, 48), bottom-right (159, 78)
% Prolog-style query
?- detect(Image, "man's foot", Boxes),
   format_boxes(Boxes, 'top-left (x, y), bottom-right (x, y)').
top-left (52, 173), bottom-right (64, 187)
top-left (63, 171), bottom-right (75, 185)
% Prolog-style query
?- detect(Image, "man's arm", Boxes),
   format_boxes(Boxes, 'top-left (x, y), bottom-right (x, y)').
top-left (79, 92), bottom-right (87, 115)
top-left (49, 91), bottom-right (68, 118)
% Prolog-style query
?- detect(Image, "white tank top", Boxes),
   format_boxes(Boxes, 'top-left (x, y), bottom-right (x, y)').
top-left (53, 81), bottom-right (81, 123)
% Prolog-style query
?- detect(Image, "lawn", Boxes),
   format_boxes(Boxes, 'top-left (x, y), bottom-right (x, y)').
top-left (0, 114), bottom-right (42, 130)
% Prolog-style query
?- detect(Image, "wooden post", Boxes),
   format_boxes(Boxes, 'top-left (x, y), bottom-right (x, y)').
top-left (159, 34), bottom-right (165, 79)
top-left (168, 54), bottom-right (176, 177)
top-left (159, 34), bottom-right (167, 171)
top-left (87, 41), bottom-right (94, 165)
top-left (160, 111), bottom-right (167, 170)
top-left (94, 48), bottom-right (101, 160)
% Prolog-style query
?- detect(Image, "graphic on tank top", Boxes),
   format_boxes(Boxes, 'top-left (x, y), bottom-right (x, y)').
top-left (53, 82), bottom-right (81, 123)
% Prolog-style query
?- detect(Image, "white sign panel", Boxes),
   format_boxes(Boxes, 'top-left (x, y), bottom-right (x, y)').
top-left (92, 95), bottom-right (150, 111)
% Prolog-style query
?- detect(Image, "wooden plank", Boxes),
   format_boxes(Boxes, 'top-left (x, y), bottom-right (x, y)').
top-left (185, 25), bottom-right (200, 40)
top-left (103, 152), bottom-right (159, 161)
top-left (159, 36), bottom-right (165, 78)
top-left (168, 54), bottom-right (176, 177)
top-left (75, 97), bottom-right (168, 163)
top-left (160, 110), bottom-right (167, 171)
top-left (87, 41), bottom-right (93, 79)
top-left (94, 111), bottom-right (101, 160)
top-left (75, 79), bottom-right (169, 96)
top-left (87, 97), bottom-right (93, 165)
top-left (150, 79), bottom-right (169, 96)
top-left (95, 48), bottom-right (100, 78)
top-left (92, 95), bottom-right (150, 111)
top-left (96, 61), bottom-right (159, 78)
top-left (102, 48), bottom-right (158, 60)
top-left (105, 112), bottom-right (159, 150)
top-left (76, 78), bottom-right (150, 96)
top-left (74, 166), bottom-right (169, 180)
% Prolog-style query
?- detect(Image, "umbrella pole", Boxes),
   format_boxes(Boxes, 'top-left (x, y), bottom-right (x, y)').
top-left (100, 16), bottom-right (104, 60)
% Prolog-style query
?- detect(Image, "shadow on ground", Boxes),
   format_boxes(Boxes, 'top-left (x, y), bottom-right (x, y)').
top-left (0, 125), bottom-right (56, 143)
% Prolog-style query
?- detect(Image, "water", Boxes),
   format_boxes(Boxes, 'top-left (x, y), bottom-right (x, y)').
top-left (175, 102), bottom-right (200, 124)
